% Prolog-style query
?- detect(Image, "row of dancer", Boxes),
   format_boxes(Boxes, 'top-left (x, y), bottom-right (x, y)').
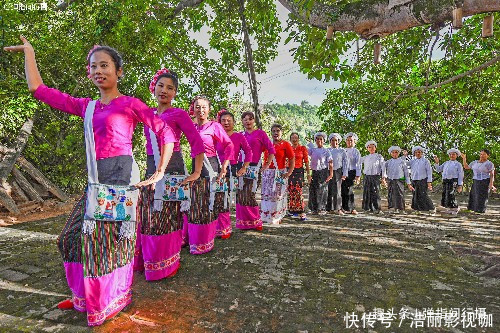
top-left (293, 132), bottom-right (496, 217)
top-left (5, 37), bottom-right (285, 326)
top-left (5, 36), bottom-right (496, 328)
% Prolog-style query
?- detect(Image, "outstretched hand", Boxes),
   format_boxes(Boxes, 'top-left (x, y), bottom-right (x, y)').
top-left (3, 35), bottom-right (33, 53)
top-left (134, 170), bottom-right (165, 190)
top-left (180, 171), bottom-right (200, 186)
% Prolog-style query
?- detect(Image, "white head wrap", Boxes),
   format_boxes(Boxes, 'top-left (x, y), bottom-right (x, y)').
top-left (314, 132), bottom-right (327, 141)
top-left (412, 146), bottom-right (425, 154)
top-left (388, 146), bottom-right (401, 154)
top-left (447, 148), bottom-right (461, 157)
top-left (328, 133), bottom-right (342, 142)
top-left (343, 132), bottom-right (358, 141)
top-left (365, 140), bottom-right (377, 148)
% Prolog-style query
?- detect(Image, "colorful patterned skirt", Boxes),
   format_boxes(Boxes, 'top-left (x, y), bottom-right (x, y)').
top-left (235, 173), bottom-right (262, 229)
top-left (468, 178), bottom-right (490, 213)
top-left (441, 178), bottom-right (459, 209)
top-left (215, 164), bottom-right (234, 238)
top-left (261, 168), bottom-right (288, 224)
top-left (308, 168), bottom-right (329, 212)
top-left (186, 156), bottom-right (227, 254)
top-left (58, 194), bottom-right (135, 326)
top-left (362, 174), bottom-right (381, 212)
top-left (288, 167), bottom-right (305, 214)
top-left (411, 179), bottom-right (435, 211)
top-left (134, 153), bottom-right (185, 280)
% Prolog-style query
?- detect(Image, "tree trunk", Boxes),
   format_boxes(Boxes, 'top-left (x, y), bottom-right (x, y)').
top-left (16, 156), bottom-right (69, 201)
top-left (10, 180), bottom-right (29, 203)
top-left (239, 0), bottom-right (262, 129)
top-left (279, 0), bottom-right (500, 39)
top-left (0, 119), bottom-right (33, 182)
top-left (11, 167), bottom-right (44, 203)
top-left (0, 187), bottom-right (20, 214)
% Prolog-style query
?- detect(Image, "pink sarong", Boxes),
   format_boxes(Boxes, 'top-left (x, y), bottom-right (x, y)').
top-left (188, 220), bottom-right (217, 254)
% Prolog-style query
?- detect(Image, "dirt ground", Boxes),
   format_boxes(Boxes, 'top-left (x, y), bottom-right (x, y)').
top-left (0, 190), bottom-right (498, 332)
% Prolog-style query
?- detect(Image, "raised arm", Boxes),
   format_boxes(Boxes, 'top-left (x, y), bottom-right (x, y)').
top-left (488, 163), bottom-right (496, 192)
top-left (433, 156), bottom-right (444, 173)
top-left (461, 153), bottom-right (471, 170)
top-left (4, 35), bottom-right (43, 93)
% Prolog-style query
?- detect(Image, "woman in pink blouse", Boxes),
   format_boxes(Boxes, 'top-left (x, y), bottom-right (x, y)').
top-left (187, 96), bottom-right (234, 254)
top-left (4, 36), bottom-right (175, 326)
top-left (133, 69), bottom-right (205, 281)
top-left (217, 110), bottom-right (252, 238)
top-left (237, 111), bottom-right (276, 231)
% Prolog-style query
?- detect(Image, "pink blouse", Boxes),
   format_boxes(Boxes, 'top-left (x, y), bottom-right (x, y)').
top-left (33, 84), bottom-right (175, 160)
top-left (144, 108), bottom-right (204, 158)
top-left (217, 132), bottom-right (252, 165)
top-left (195, 121), bottom-right (234, 161)
top-left (242, 129), bottom-right (276, 164)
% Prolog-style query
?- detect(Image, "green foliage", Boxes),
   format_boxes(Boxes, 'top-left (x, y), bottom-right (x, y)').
top-left (231, 99), bottom-right (323, 143)
top-left (1, 0), bottom-right (280, 192)
top-left (284, 7), bottom-right (499, 185)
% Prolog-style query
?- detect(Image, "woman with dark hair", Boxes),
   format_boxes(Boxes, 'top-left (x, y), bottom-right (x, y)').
top-left (462, 149), bottom-right (496, 213)
top-left (288, 132), bottom-right (309, 220)
top-left (262, 124), bottom-right (295, 224)
top-left (4, 36), bottom-right (175, 326)
top-left (238, 112), bottom-right (276, 230)
top-left (188, 96), bottom-right (234, 254)
top-left (216, 110), bottom-right (252, 238)
top-left (133, 68), bottom-right (205, 280)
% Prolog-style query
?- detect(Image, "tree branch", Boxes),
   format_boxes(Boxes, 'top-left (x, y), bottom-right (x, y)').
top-left (409, 54), bottom-right (500, 91)
top-left (171, 0), bottom-right (205, 17)
top-left (279, 0), bottom-right (500, 39)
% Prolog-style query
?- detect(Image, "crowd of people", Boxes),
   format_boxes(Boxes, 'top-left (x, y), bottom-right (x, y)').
top-left (4, 38), bottom-right (496, 326)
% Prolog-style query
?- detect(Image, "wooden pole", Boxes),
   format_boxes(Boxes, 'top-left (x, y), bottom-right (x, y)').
top-left (326, 25), bottom-right (334, 40)
top-left (452, 8), bottom-right (463, 29)
top-left (374, 42), bottom-right (382, 64)
top-left (11, 167), bottom-right (43, 203)
top-left (10, 180), bottom-right (29, 203)
top-left (0, 187), bottom-right (20, 214)
top-left (16, 156), bottom-right (69, 201)
top-left (482, 15), bottom-right (494, 38)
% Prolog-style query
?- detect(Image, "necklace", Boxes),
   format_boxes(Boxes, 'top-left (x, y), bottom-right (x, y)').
top-left (99, 95), bottom-right (121, 109)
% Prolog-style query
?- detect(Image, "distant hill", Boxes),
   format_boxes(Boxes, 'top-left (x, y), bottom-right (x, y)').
top-left (261, 101), bottom-right (323, 143)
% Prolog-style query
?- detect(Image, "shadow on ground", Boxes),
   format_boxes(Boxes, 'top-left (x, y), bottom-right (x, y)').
top-left (0, 191), bottom-right (498, 332)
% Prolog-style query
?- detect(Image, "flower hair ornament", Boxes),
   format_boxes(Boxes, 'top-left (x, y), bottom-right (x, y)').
top-left (86, 45), bottom-right (101, 79)
top-left (149, 68), bottom-right (170, 93)
top-left (188, 100), bottom-right (195, 118)
top-left (216, 109), bottom-right (227, 122)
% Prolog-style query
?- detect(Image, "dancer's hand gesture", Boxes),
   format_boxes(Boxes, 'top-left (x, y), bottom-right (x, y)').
top-left (3, 35), bottom-right (33, 53)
